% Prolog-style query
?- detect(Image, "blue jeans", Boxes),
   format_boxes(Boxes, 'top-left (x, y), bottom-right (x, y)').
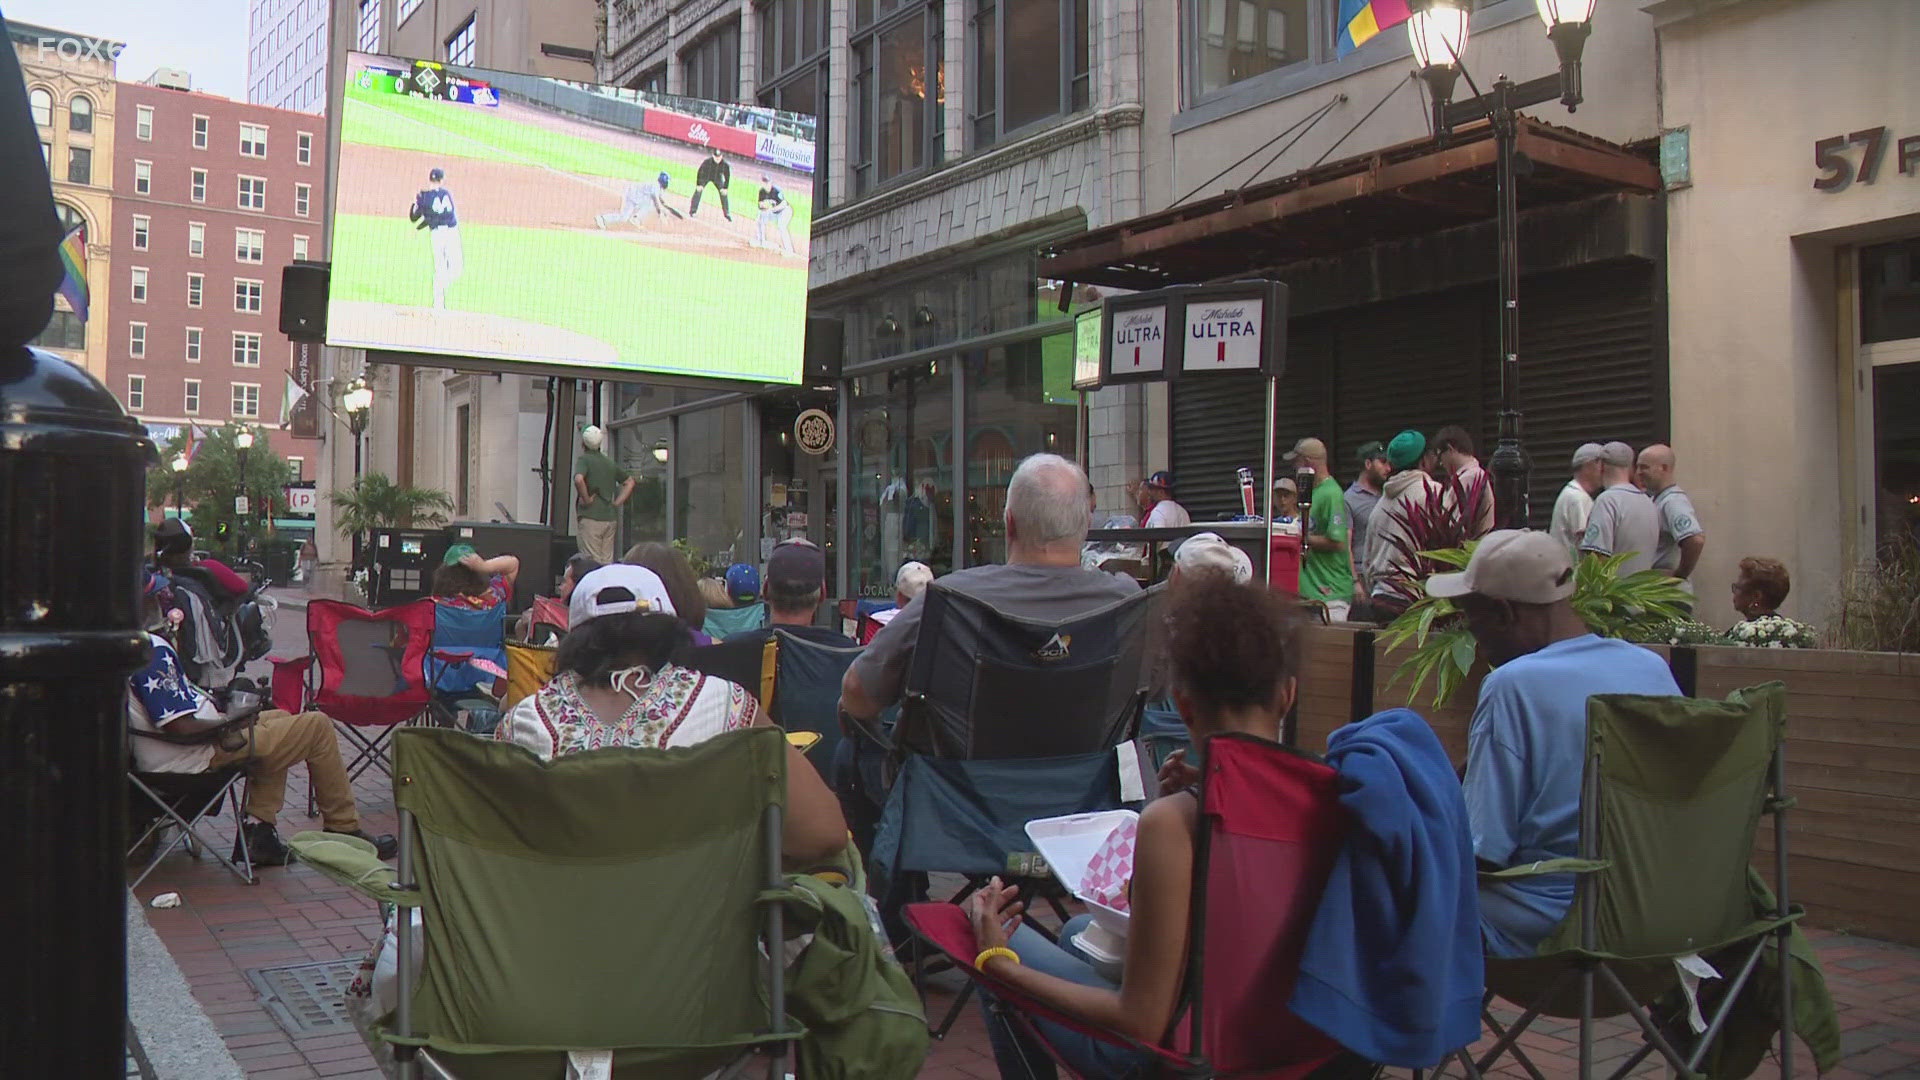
top-left (981, 916), bottom-right (1155, 1080)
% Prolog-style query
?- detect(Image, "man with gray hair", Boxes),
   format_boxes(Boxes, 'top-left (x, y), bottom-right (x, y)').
top-left (1579, 441), bottom-right (1660, 575)
top-left (841, 453), bottom-right (1139, 723)
top-left (1549, 443), bottom-right (1606, 560)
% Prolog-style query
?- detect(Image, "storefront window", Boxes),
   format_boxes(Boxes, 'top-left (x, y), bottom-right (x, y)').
top-left (675, 402), bottom-right (748, 569)
top-left (963, 337), bottom-right (1078, 566)
top-left (615, 418), bottom-right (671, 549)
top-left (1874, 363), bottom-right (1920, 548)
top-left (847, 364), bottom-right (954, 597)
top-left (760, 401), bottom-right (840, 595)
top-left (1862, 238), bottom-right (1920, 345)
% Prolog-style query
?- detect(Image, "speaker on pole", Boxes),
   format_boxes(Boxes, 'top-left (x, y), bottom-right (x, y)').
top-left (803, 316), bottom-right (843, 382)
top-left (280, 261), bottom-right (330, 342)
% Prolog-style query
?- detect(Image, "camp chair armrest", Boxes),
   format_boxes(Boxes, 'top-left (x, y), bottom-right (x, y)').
top-left (838, 707), bottom-right (894, 751)
top-left (1479, 857), bottom-right (1611, 880)
top-left (431, 649), bottom-right (476, 663)
top-left (288, 831), bottom-right (420, 906)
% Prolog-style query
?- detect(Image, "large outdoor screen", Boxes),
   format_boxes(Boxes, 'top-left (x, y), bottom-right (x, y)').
top-left (328, 53), bottom-right (815, 384)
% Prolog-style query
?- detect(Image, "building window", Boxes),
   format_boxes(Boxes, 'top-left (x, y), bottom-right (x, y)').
top-left (239, 176), bottom-right (267, 211)
top-left (1182, 0), bottom-right (1316, 105)
top-left (134, 160), bottom-right (152, 194)
top-left (129, 322), bottom-right (147, 358)
top-left (446, 16), bottom-right (476, 66)
top-left (127, 375), bottom-right (145, 411)
top-left (33, 310), bottom-right (85, 351)
top-left (192, 114), bottom-right (209, 149)
top-left (293, 234), bottom-right (310, 261)
top-left (851, 2), bottom-right (942, 196)
top-left (847, 365), bottom-right (955, 592)
top-left (235, 278), bottom-right (264, 313)
top-left (629, 66), bottom-right (667, 95)
top-left (758, 0), bottom-right (829, 206)
top-left (232, 382), bottom-right (261, 419)
top-left (186, 327), bottom-right (202, 362)
top-left (187, 273), bottom-right (204, 308)
top-left (67, 146), bottom-right (91, 185)
top-left (191, 168), bottom-right (207, 203)
top-left (397, 0), bottom-right (421, 22)
top-left (297, 131), bottom-right (312, 165)
top-left (1862, 237), bottom-right (1920, 346)
top-left (136, 104), bottom-right (154, 140)
top-left (972, 0), bottom-right (1088, 148)
top-left (232, 331), bottom-right (262, 367)
top-left (184, 378), bottom-right (201, 415)
top-left (235, 227), bottom-right (265, 263)
top-left (295, 182), bottom-right (311, 217)
top-left (681, 21), bottom-right (740, 104)
top-left (40, 140), bottom-right (49, 163)
top-left (131, 267), bottom-right (149, 303)
top-left (240, 122), bottom-right (268, 157)
top-left (69, 94), bottom-right (92, 133)
top-left (29, 87), bottom-right (51, 128)
top-left (287, 455), bottom-right (303, 479)
top-left (189, 222), bottom-right (205, 257)
top-left (132, 214), bottom-right (150, 251)
top-left (357, 0), bottom-right (381, 52)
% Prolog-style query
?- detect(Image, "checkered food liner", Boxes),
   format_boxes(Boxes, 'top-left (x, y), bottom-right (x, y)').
top-left (1079, 816), bottom-right (1138, 912)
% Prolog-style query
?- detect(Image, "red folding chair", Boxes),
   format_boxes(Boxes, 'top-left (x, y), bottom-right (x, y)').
top-left (905, 732), bottom-right (1361, 1079)
top-left (270, 599), bottom-right (439, 810)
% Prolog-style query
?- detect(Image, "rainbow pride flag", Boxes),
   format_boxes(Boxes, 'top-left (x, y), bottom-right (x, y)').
top-left (1336, 0), bottom-right (1412, 56)
top-left (56, 224), bottom-right (88, 322)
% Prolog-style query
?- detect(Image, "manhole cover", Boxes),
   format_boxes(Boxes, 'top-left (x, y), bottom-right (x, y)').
top-left (245, 959), bottom-right (362, 1036)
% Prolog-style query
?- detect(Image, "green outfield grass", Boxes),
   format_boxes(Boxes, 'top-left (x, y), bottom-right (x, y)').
top-left (341, 82), bottom-right (815, 226)
top-left (329, 213), bottom-right (807, 383)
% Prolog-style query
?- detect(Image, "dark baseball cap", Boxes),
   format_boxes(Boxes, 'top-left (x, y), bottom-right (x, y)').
top-left (1357, 440), bottom-right (1388, 464)
top-left (1144, 470), bottom-right (1173, 491)
top-left (766, 538), bottom-right (825, 594)
top-left (429, 167), bottom-right (444, 181)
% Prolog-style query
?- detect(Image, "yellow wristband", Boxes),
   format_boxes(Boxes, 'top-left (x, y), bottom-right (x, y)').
top-left (975, 946), bottom-right (1020, 971)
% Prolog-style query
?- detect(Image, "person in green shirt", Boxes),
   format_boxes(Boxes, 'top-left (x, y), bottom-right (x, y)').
top-left (573, 426), bottom-right (633, 564)
top-left (1284, 436), bottom-right (1355, 621)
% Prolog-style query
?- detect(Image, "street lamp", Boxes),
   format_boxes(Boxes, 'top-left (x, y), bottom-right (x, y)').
top-left (652, 439), bottom-right (669, 464)
top-left (170, 451), bottom-right (189, 518)
top-left (234, 425), bottom-right (254, 554)
top-left (1411, 0), bottom-right (1596, 530)
top-left (341, 376), bottom-right (374, 568)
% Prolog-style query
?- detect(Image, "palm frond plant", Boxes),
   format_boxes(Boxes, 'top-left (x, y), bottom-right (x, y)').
top-left (326, 472), bottom-right (456, 536)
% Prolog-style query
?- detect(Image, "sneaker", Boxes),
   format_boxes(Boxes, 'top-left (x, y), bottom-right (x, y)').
top-left (344, 829), bottom-right (400, 860)
top-left (237, 820), bottom-right (295, 867)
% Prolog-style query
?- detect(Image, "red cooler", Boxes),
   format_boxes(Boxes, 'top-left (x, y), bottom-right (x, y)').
top-left (1268, 531), bottom-right (1302, 595)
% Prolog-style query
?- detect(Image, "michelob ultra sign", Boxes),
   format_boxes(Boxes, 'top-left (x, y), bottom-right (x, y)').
top-left (1097, 280), bottom-right (1287, 383)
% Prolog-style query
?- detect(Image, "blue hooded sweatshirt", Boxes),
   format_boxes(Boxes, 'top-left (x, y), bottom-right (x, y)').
top-left (1288, 708), bottom-right (1484, 1067)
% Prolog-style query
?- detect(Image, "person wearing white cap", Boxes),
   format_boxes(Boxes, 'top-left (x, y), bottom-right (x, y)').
top-left (496, 563), bottom-right (849, 861)
top-left (1549, 443), bottom-right (1606, 561)
top-left (1426, 530), bottom-right (1680, 958)
top-left (1578, 441), bottom-right (1660, 575)
top-left (1171, 531), bottom-right (1253, 585)
top-left (573, 425), bottom-right (634, 565)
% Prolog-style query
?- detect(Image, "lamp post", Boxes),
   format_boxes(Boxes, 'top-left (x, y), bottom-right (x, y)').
top-left (652, 439), bottom-right (669, 465)
top-left (341, 376), bottom-right (374, 569)
top-left (1411, 0), bottom-right (1597, 531)
top-left (170, 451), bottom-right (189, 518)
top-left (234, 425), bottom-right (254, 554)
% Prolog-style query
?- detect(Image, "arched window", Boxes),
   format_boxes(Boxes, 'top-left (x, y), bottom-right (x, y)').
top-left (69, 95), bottom-right (93, 133)
top-left (29, 88), bottom-right (52, 128)
top-left (54, 202), bottom-right (87, 243)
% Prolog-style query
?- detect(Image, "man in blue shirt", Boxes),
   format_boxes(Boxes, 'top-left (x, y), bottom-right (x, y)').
top-left (1426, 530), bottom-right (1681, 957)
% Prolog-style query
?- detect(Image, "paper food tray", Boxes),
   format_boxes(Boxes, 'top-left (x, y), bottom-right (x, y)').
top-left (1025, 810), bottom-right (1138, 931)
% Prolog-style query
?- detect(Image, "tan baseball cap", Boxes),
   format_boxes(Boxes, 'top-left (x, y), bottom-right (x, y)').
top-left (1425, 529), bottom-right (1576, 604)
top-left (1284, 437), bottom-right (1328, 462)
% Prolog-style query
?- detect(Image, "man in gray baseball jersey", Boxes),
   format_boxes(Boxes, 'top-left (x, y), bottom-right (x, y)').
top-left (1578, 441), bottom-right (1660, 575)
top-left (1635, 443), bottom-right (1705, 595)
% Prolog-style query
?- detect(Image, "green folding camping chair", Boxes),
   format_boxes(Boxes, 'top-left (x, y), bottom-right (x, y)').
top-left (291, 725), bottom-right (803, 1080)
top-left (1475, 682), bottom-right (1829, 1080)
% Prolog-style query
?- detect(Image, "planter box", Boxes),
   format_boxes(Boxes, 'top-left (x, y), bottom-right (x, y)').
top-left (1293, 626), bottom-right (1920, 946)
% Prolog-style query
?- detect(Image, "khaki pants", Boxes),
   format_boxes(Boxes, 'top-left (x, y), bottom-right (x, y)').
top-left (578, 518), bottom-right (617, 564)
top-left (208, 710), bottom-right (359, 833)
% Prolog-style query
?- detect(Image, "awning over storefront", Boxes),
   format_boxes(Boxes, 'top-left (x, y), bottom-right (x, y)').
top-left (1040, 117), bottom-right (1660, 290)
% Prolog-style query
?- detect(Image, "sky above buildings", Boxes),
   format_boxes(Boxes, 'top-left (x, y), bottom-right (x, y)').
top-left (6, 0), bottom-right (251, 101)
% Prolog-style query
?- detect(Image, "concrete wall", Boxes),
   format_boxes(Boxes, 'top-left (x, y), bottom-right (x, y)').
top-left (1656, 0), bottom-right (1920, 627)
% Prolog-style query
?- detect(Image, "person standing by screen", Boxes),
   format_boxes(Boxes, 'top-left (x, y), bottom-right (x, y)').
top-left (755, 175), bottom-right (796, 255)
top-left (690, 148), bottom-right (732, 220)
top-left (407, 166), bottom-right (462, 310)
top-left (574, 426), bottom-right (633, 565)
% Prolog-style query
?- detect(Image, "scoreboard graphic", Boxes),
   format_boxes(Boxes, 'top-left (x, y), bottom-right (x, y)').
top-left (353, 59), bottom-right (499, 107)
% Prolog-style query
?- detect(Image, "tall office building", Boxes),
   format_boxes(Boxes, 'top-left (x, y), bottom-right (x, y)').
top-left (247, 0), bottom-right (329, 111)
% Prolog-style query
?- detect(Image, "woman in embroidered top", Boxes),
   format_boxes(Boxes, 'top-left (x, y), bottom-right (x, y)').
top-left (496, 563), bottom-right (847, 863)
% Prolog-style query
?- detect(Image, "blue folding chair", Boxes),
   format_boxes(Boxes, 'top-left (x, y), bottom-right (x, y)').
top-left (429, 601), bottom-right (509, 727)
top-left (768, 629), bottom-right (863, 780)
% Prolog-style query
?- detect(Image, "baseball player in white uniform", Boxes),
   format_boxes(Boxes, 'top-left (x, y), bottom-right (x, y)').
top-left (754, 174), bottom-right (796, 255)
top-left (596, 171), bottom-right (682, 230)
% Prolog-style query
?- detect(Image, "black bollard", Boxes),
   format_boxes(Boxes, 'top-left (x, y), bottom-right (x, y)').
top-left (0, 346), bottom-right (156, 1075)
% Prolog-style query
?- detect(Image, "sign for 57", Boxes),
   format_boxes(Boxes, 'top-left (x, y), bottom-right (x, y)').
top-left (1813, 127), bottom-right (1920, 192)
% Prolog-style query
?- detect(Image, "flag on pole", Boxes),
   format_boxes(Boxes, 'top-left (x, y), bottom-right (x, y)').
top-left (1336, 0), bottom-right (1412, 56)
top-left (281, 373), bottom-right (308, 427)
top-left (183, 423), bottom-right (207, 463)
top-left (56, 225), bottom-right (89, 322)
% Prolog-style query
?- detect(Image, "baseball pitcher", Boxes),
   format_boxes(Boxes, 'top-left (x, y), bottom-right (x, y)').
top-left (407, 166), bottom-right (462, 310)
top-left (596, 171), bottom-right (684, 230)
top-left (755, 175), bottom-right (795, 255)
top-left (690, 148), bottom-right (732, 220)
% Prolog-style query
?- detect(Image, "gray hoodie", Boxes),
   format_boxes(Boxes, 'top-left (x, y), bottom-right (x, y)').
top-left (1367, 469), bottom-right (1442, 598)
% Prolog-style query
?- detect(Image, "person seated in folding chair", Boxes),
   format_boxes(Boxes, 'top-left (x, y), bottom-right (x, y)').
top-left (431, 545), bottom-right (518, 620)
top-left (495, 564), bottom-right (848, 865)
top-left (860, 559), bottom-right (932, 645)
top-left (723, 539), bottom-right (854, 651)
top-left (513, 552), bottom-right (597, 643)
top-left (1423, 529), bottom-right (1681, 957)
top-left (128, 632), bottom-right (397, 866)
top-left (965, 576), bottom-right (1296, 1080)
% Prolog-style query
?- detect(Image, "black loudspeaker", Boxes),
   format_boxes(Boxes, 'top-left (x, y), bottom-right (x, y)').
top-left (803, 316), bottom-right (843, 382)
top-left (280, 261), bottom-right (330, 341)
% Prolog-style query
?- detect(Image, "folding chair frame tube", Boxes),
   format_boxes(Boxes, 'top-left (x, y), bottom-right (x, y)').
top-left (1774, 749), bottom-right (1794, 1080)
top-left (128, 773), bottom-right (255, 889)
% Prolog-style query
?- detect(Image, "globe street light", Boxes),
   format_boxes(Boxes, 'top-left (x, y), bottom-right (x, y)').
top-left (341, 376), bottom-right (374, 569)
top-left (1411, 0), bottom-right (1597, 529)
top-left (234, 425), bottom-right (254, 553)
top-left (652, 439), bottom-right (669, 464)
top-left (170, 450), bottom-right (189, 518)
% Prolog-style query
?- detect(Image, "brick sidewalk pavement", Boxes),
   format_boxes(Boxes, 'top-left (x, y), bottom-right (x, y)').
top-left (131, 742), bottom-right (1920, 1079)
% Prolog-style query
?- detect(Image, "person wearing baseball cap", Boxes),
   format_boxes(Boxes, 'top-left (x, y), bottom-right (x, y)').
top-left (725, 562), bottom-right (762, 605)
top-left (1284, 437), bottom-right (1356, 621)
top-left (1362, 430), bottom-right (1444, 620)
top-left (724, 538), bottom-right (855, 650)
top-left (1550, 443), bottom-right (1607, 560)
top-left (574, 426), bottom-right (633, 565)
top-left (496, 562), bottom-right (849, 864)
top-left (1429, 529), bottom-right (1681, 959)
top-left (1346, 441), bottom-right (1392, 584)
top-left (1133, 470), bottom-right (1191, 530)
top-left (1577, 441), bottom-right (1660, 575)
top-left (1171, 531), bottom-right (1253, 585)
top-left (1271, 475), bottom-right (1300, 527)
